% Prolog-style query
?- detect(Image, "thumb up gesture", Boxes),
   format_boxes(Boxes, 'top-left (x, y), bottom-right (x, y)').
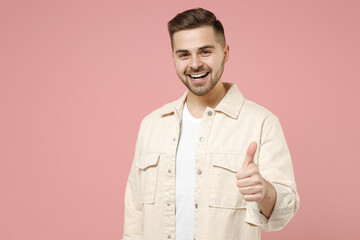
top-left (236, 142), bottom-right (277, 218)
top-left (236, 142), bottom-right (266, 202)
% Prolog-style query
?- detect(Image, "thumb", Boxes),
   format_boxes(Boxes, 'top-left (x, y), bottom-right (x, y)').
top-left (242, 142), bottom-right (257, 168)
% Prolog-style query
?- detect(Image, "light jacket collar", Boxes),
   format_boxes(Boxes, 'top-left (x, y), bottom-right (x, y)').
top-left (159, 82), bottom-right (245, 120)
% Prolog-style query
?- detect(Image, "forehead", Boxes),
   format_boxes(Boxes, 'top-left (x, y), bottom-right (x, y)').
top-left (172, 26), bottom-right (219, 52)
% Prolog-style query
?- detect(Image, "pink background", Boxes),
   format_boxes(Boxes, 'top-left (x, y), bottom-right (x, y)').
top-left (1, 0), bottom-right (359, 239)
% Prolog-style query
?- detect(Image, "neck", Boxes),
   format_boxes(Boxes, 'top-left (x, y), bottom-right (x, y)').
top-left (186, 81), bottom-right (229, 118)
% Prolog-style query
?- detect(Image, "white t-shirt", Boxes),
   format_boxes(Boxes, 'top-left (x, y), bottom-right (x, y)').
top-left (176, 102), bottom-right (202, 240)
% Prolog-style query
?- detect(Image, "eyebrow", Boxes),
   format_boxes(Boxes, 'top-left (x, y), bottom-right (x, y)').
top-left (175, 45), bottom-right (215, 54)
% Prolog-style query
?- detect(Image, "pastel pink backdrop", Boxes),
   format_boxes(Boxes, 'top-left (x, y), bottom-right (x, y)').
top-left (1, 0), bottom-right (359, 239)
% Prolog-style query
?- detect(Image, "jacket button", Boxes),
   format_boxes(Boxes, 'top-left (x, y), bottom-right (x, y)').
top-left (173, 137), bottom-right (176, 142)
top-left (168, 169), bottom-right (171, 173)
top-left (197, 169), bottom-right (202, 175)
top-left (195, 203), bottom-right (198, 209)
top-left (207, 111), bottom-right (213, 116)
top-left (168, 235), bottom-right (171, 239)
top-left (167, 202), bottom-right (170, 206)
top-left (199, 137), bottom-right (205, 142)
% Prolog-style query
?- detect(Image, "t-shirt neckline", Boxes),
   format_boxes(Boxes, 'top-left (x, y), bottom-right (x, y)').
top-left (183, 102), bottom-right (202, 123)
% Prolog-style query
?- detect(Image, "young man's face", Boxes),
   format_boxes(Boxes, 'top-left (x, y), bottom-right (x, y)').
top-left (172, 25), bottom-right (229, 96)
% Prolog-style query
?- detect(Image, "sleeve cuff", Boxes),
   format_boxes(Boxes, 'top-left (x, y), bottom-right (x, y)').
top-left (244, 183), bottom-right (298, 231)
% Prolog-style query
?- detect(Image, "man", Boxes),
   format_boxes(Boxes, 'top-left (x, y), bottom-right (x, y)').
top-left (122, 8), bottom-right (299, 240)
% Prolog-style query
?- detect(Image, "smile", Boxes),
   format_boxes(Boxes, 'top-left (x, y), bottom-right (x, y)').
top-left (188, 72), bottom-right (210, 79)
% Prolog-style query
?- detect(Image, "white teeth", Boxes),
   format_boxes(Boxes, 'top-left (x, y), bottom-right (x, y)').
top-left (190, 73), bottom-right (207, 78)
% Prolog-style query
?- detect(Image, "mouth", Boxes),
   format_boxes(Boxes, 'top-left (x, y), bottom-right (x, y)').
top-left (187, 72), bottom-right (210, 80)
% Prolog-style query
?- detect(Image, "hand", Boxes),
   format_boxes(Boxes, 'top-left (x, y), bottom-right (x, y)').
top-left (235, 142), bottom-right (266, 202)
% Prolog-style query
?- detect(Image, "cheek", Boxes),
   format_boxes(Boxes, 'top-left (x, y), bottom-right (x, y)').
top-left (175, 61), bottom-right (187, 73)
top-left (203, 58), bottom-right (217, 70)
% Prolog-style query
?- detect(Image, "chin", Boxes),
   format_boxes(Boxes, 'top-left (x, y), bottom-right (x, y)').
top-left (189, 85), bottom-right (213, 96)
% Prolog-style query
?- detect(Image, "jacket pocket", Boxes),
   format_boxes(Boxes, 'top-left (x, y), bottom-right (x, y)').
top-left (209, 153), bottom-right (247, 209)
top-left (135, 152), bottom-right (160, 204)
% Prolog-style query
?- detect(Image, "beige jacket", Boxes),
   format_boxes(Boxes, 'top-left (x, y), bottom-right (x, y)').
top-left (122, 82), bottom-right (299, 240)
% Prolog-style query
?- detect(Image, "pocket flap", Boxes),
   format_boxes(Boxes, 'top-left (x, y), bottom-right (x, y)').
top-left (211, 153), bottom-right (244, 172)
top-left (136, 152), bottom-right (160, 170)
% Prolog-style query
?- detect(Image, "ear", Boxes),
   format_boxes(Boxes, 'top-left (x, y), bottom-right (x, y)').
top-left (224, 44), bottom-right (229, 62)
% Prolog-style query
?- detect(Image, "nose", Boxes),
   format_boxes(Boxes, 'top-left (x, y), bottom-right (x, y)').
top-left (190, 55), bottom-right (203, 70)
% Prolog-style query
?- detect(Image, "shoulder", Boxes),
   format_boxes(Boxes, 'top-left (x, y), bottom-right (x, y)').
top-left (139, 98), bottom-right (178, 127)
top-left (241, 99), bottom-right (279, 123)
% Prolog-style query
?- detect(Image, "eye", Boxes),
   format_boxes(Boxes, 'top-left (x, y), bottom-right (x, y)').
top-left (179, 53), bottom-right (189, 58)
top-left (201, 50), bottom-right (211, 56)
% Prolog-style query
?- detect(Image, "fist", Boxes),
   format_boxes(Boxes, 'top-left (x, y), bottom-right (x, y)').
top-left (235, 142), bottom-right (266, 202)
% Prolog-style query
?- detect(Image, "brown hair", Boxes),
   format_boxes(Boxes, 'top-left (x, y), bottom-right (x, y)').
top-left (167, 8), bottom-right (226, 50)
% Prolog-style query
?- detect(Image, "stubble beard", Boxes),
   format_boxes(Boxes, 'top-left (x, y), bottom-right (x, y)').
top-left (181, 58), bottom-right (225, 96)
top-left (185, 75), bottom-right (219, 96)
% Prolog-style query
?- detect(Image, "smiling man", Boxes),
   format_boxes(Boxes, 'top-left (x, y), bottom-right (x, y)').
top-left (122, 8), bottom-right (299, 240)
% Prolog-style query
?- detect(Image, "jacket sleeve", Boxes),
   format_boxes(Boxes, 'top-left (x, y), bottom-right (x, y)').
top-left (122, 120), bottom-right (144, 240)
top-left (244, 115), bottom-right (300, 231)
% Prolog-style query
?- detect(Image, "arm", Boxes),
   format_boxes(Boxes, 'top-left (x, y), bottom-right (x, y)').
top-left (236, 116), bottom-right (300, 231)
top-left (122, 121), bottom-right (144, 240)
